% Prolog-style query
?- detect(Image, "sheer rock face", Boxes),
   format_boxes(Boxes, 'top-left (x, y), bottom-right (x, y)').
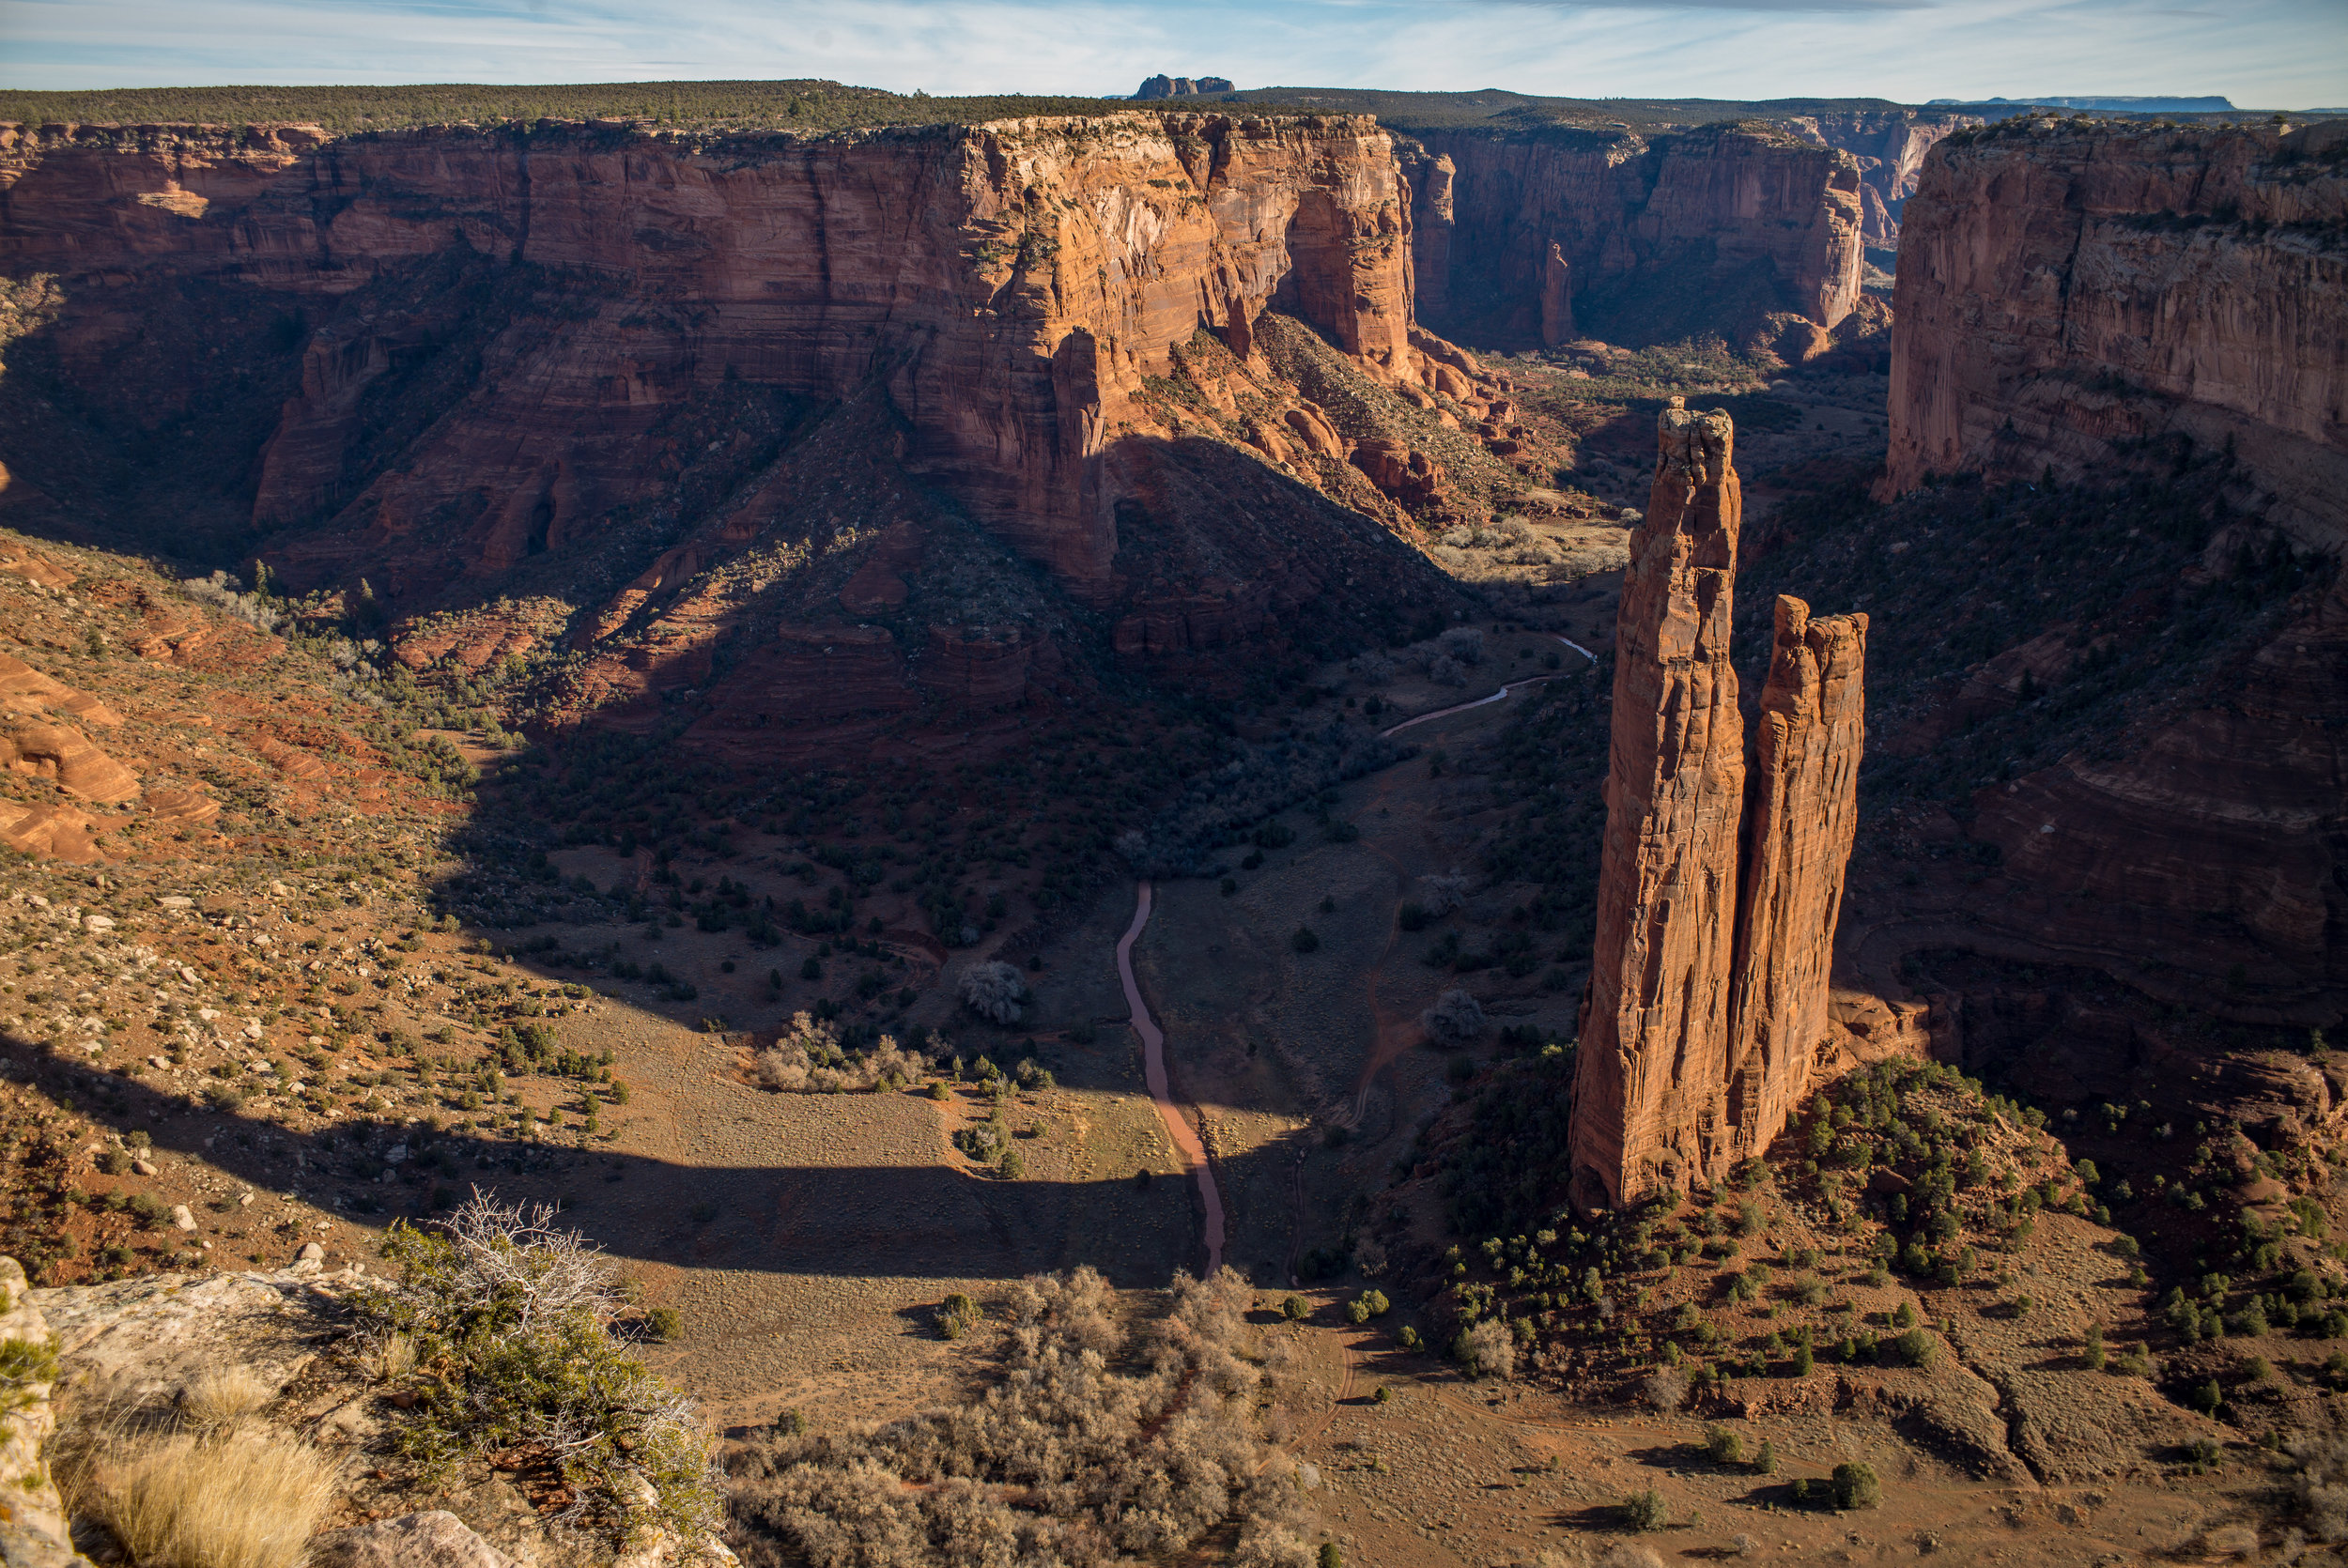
top-left (1782, 109), bottom-right (1974, 245)
top-left (1885, 118), bottom-right (2348, 554)
top-left (1724, 595), bottom-right (1868, 1161)
top-left (1569, 401), bottom-right (1746, 1210)
top-left (1410, 125), bottom-right (1864, 344)
top-left (1398, 146), bottom-right (1457, 317)
top-left (0, 114), bottom-right (1427, 602)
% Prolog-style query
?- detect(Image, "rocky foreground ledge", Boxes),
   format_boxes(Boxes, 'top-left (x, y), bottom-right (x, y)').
top-left (0, 1254), bottom-right (734, 1568)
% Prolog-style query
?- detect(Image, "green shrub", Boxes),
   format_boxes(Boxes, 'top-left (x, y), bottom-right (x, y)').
top-left (645, 1307), bottom-right (683, 1343)
top-left (351, 1194), bottom-right (716, 1539)
top-left (1753, 1439), bottom-right (1777, 1475)
top-left (1831, 1462), bottom-right (1880, 1509)
top-left (0, 1334), bottom-right (59, 1414)
top-left (1620, 1486), bottom-right (1669, 1530)
top-left (1319, 1545), bottom-right (1343, 1568)
top-left (1281, 1295), bottom-right (1311, 1321)
top-left (1704, 1424), bottom-right (1744, 1465)
top-left (1290, 926), bottom-right (1321, 954)
top-left (1889, 1329), bottom-right (1938, 1368)
top-left (939, 1293), bottom-right (981, 1340)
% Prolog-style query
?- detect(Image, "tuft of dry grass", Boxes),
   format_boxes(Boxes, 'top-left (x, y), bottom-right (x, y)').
top-left (89, 1430), bottom-right (340, 1568)
top-left (179, 1364), bottom-right (276, 1430)
top-left (363, 1331), bottom-right (417, 1383)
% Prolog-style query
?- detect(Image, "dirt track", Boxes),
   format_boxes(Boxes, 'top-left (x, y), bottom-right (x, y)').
top-left (1118, 880), bottom-right (1227, 1274)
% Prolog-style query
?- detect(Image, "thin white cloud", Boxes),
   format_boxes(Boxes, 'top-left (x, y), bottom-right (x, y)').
top-left (0, 0), bottom-right (2339, 108)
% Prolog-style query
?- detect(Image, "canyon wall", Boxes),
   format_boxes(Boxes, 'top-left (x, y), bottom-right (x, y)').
top-left (1571, 402), bottom-right (1870, 1208)
top-left (1784, 109), bottom-right (1973, 245)
top-left (1884, 116), bottom-right (2348, 554)
top-left (1404, 124), bottom-right (1864, 348)
top-left (0, 113), bottom-right (1457, 601)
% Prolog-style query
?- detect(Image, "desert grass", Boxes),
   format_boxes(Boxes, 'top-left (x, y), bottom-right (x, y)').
top-left (84, 1429), bottom-right (340, 1568)
top-left (178, 1363), bottom-right (275, 1430)
top-left (363, 1330), bottom-right (417, 1383)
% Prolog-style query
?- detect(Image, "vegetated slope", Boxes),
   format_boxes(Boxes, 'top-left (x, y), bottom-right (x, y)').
top-left (0, 80), bottom-right (1139, 134)
top-left (1750, 443), bottom-right (2342, 1026)
top-left (1218, 88), bottom-right (1923, 135)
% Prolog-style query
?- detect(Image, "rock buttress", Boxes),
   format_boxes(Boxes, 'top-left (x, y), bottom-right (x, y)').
top-left (1723, 594), bottom-right (1868, 1161)
top-left (1568, 398), bottom-right (1745, 1210)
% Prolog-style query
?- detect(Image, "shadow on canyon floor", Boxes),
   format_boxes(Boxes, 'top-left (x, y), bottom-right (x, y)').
top-left (0, 1026), bottom-right (1328, 1288)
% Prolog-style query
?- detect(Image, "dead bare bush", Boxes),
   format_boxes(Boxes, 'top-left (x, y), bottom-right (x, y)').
top-left (726, 1266), bottom-right (1311, 1568)
top-left (757, 1012), bottom-right (923, 1093)
top-left (958, 961), bottom-right (1027, 1025)
top-left (2294, 1432), bottom-right (2348, 1541)
top-left (1440, 625), bottom-right (1486, 665)
top-left (1461, 1318), bottom-right (1517, 1380)
top-left (1417, 872), bottom-right (1471, 916)
top-left (1642, 1369), bottom-right (1688, 1413)
top-left (1422, 988), bottom-right (1487, 1046)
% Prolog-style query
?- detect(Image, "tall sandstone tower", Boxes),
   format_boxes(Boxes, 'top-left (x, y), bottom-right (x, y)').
top-left (1568, 399), bottom-right (1868, 1210)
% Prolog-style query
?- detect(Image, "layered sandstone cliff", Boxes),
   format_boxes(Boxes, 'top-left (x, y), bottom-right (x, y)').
top-left (1570, 402), bottom-right (1870, 1208)
top-left (1885, 116), bottom-right (2348, 553)
top-left (1784, 109), bottom-right (1973, 245)
top-left (0, 113), bottom-right (1461, 601)
top-left (0, 113), bottom-right (1527, 745)
top-left (1405, 124), bottom-right (1864, 347)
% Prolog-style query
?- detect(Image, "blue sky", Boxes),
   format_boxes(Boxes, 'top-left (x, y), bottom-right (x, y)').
top-left (5, 0), bottom-right (2342, 108)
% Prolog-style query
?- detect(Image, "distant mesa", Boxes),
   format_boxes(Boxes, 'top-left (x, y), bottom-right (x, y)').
top-left (1927, 94), bottom-right (2235, 112)
top-left (1134, 74), bottom-right (1234, 100)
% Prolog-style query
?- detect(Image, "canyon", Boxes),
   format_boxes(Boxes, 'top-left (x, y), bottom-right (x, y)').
top-left (1, 111), bottom-right (1553, 746)
top-left (1874, 115), bottom-right (2348, 1027)
top-left (1886, 115), bottom-right (2348, 554)
top-left (1359, 102), bottom-right (1969, 350)
top-left (1, 75), bottom-right (2346, 1566)
top-left (1569, 399), bottom-right (1868, 1208)
top-left (1408, 123), bottom-right (1869, 349)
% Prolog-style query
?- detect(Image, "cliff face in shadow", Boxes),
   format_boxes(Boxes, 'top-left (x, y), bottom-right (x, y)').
top-left (1401, 123), bottom-right (1866, 349)
top-left (0, 114), bottom-right (1552, 751)
top-left (1884, 116), bottom-right (2348, 557)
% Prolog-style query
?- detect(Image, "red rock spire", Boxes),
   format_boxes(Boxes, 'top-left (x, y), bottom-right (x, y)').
top-left (1569, 400), bottom-right (1868, 1210)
